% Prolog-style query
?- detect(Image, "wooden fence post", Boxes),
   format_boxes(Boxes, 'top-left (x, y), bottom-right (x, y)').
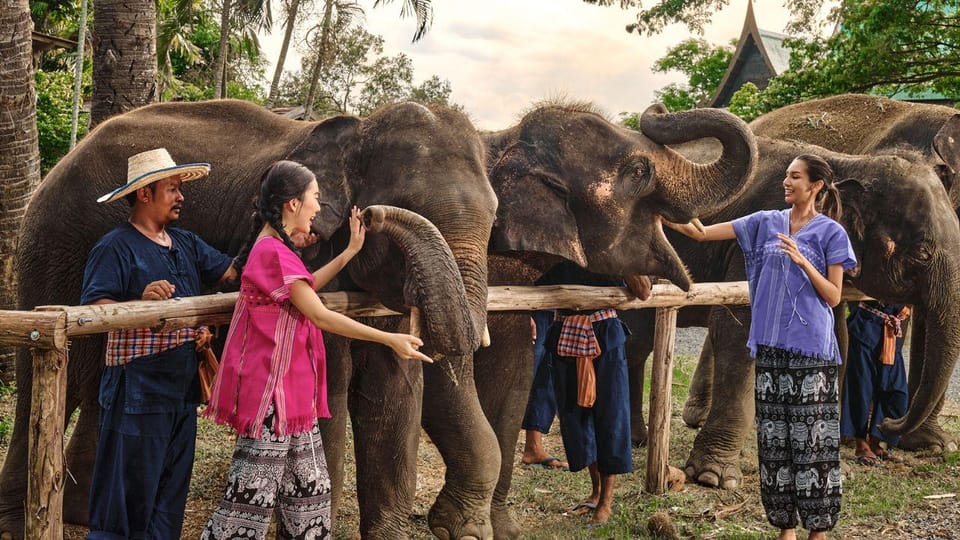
top-left (26, 347), bottom-right (68, 540)
top-left (645, 306), bottom-right (678, 494)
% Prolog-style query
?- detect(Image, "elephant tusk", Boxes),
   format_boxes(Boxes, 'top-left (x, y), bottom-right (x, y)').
top-left (690, 218), bottom-right (706, 235)
top-left (480, 325), bottom-right (491, 348)
top-left (409, 307), bottom-right (421, 339)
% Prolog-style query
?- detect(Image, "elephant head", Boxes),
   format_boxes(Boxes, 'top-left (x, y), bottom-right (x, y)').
top-left (484, 101), bottom-right (758, 288)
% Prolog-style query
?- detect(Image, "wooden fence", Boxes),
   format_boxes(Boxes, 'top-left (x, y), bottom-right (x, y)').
top-left (0, 281), bottom-right (869, 539)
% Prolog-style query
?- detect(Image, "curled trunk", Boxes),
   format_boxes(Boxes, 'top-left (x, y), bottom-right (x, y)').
top-left (881, 253), bottom-right (960, 434)
top-left (641, 103), bottom-right (758, 219)
top-left (362, 205), bottom-right (478, 355)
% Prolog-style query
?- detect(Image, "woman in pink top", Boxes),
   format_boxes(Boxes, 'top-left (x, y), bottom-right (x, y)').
top-left (202, 160), bottom-right (430, 540)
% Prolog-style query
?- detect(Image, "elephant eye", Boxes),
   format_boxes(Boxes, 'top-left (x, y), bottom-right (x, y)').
top-left (621, 159), bottom-right (655, 196)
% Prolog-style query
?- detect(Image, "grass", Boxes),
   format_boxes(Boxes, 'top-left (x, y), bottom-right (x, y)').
top-left (1, 356), bottom-right (959, 539)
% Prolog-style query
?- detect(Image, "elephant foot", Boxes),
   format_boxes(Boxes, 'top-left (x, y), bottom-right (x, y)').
top-left (428, 489), bottom-right (493, 540)
top-left (683, 448), bottom-right (742, 490)
top-left (898, 422), bottom-right (959, 453)
top-left (0, 496), bottom-right (25, 540)
top-left (490, 504), bottom-right (520, 540)
top-left (631, 423), bottom-right (648, 448)
top-left (681, 398), bottom-right (710, 428)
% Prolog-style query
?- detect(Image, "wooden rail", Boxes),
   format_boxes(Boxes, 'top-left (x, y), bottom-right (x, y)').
top-left (0, 281), bottom-right (870, 538)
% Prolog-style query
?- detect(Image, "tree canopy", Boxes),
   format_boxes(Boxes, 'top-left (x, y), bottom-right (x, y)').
top-left (651, 38), bottom-right (734, 111)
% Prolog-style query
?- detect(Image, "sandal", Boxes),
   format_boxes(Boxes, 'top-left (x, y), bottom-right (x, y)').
top-left (854, 454), bottom-right (883, 467)
top-left (876, 449), bottom-right (905, 463)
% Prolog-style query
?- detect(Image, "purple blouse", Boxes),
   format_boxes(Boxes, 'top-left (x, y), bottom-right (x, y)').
top-left (732, 209), bottom-right (857, 363)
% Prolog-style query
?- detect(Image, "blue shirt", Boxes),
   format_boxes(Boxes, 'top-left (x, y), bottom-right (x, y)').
top-left (81, 222), bottom-right (232, 305)
top-left (732, 209), bottom-right (857, 363)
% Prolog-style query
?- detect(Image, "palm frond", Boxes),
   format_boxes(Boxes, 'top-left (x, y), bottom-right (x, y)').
top-left (372, 0), bottom-right (432, 42)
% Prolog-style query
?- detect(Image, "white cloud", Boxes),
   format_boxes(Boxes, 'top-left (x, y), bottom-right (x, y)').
top-left (260, 0), bottom-right (799, 129)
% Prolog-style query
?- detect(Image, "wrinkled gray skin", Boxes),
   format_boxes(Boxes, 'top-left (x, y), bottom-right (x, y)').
top-left (473, 102), bottom-right (758, 538)
top-left (623, 136), bottom-right (960, 491)
top-left (0, 99), bottom-right (500, 539)
top-left (747, 94), bottom-right (960, 454)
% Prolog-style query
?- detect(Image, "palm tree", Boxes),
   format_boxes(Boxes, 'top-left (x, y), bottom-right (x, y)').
top-left (374, 0), bottom-right (433, 42)
top-left (265, 0), bottom-right (305, 107)
top-left (157, 0), bottom-right (205, 98)
top-left (211, 0), bottom-right (271, 98)
top-left (91, 0), bottom-right (158, 125)
top-left (0, 0), bottom-right (42, 382)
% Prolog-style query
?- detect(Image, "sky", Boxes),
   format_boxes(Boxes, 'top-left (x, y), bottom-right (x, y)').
top-left (259, 0), bottom-right (799, 130)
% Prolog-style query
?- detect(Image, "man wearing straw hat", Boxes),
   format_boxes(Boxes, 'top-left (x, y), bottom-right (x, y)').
top-left (81, 148), bottom-right (236, 539)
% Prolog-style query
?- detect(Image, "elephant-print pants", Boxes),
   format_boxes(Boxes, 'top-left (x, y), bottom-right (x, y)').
top-left (755, 345), bottom-right (841, 532)
top-left (202, 404), bottom-right (332, 540)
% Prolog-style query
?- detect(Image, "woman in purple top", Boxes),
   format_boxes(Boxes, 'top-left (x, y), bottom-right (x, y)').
top-left (666, 154), bottom-right (856, 540)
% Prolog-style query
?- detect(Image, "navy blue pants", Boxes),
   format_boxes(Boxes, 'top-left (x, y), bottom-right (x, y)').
top-left (87, 343), bottom-right (201, 540)
top-left (548, 318), bottom-right (632, 474)
top-left (522, 311), bottom-right (558, 433)
top-left (841, 308), bottom-right (908, 446)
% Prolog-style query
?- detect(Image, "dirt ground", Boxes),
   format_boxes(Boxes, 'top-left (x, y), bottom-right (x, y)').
top-left (1, 363), bottom-right (959, 539)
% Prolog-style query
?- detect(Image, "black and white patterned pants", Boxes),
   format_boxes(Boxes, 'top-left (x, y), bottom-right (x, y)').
top-left (202, 405), bottom-right (332, 539)
top-left (755, 345), bottom-right (842, 532)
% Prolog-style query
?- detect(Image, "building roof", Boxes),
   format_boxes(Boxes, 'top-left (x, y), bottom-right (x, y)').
top-left (31, 30), bottom-right (77, 53)
top-left (703, 1), bottom-right (790, 108)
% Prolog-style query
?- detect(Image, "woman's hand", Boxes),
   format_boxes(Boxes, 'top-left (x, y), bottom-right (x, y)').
top-left (386, 333), bottom-right (434, 363)
top-left (776, 233), bottom-right (810, 268)
top-left (345, 206), bottom-right (366, 255)
top-left (291, 231), bottom-right (319, 249)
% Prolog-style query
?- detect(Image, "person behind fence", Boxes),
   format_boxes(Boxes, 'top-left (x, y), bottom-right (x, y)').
top-left (841, 301), bottom-right (910, 466)
top-left (520, 309), bottom-right (569, 470)
top-left (200, 160), bottom-right (432, 540)
top-left (539, 260), bottom-right (631, 526)
top-left (664, 154), bottom-right (856, 540)
top-left (81, 148), bottom-right (237, 539)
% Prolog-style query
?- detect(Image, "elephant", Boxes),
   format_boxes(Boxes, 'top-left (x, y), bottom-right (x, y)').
top-left (750, 93), bottom-right (960, 452)
top-left (0, 99), bottom-right (501, 539)
top-left (824, 467), bottom-right (842, 493)
top-left (794, 469), bottom-right (822, 498)
top-left (809, 418), bottom-right (841, 448)
top-left (621, 135), bottom-right (960, 490)
top-left (756, 371), bottom-right (775, 401)
top-left (799, 372), bottom-right (831, 403)
top-left (471, 101), bottom-right (759, 537)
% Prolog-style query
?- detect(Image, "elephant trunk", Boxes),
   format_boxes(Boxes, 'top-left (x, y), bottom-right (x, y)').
top-left (362, 205), bottom-right (478, 354)
top-left (641, 103), bottom-right (758, 218)
top-left (880, 253), bottom-right (960, 434)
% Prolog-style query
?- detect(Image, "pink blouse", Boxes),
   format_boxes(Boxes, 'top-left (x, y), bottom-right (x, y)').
top-left (203, 237), bottom-right (330, 437)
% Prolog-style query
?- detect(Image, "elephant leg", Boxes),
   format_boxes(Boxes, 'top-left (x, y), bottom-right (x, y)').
top-left (422, 351), bottom-right (500, 540)
top-left (471, 315), bottom-right (530, 540)
top-left (684, 304), bottom-right (754, 490)
top-left (682, 335), bottom-right (714, 428)
top-left (317, 335), bottom-right (352, 525)
top-left (898, 314), bottom-right (958, 452)
top-left (61, 337), bottom-right (105, 527)
top-left (348, 339), bottom-right (422, 539)
top-left (626, 322), bottom-right (653, 447)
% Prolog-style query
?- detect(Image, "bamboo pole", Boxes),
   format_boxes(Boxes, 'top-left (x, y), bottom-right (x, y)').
top-left (645, 306), bottom-right (678, 494)
top-left (26, 347), bottom-right (68, 540)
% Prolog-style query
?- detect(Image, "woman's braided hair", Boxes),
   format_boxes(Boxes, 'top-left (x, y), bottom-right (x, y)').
top-left (233, 160), bottom-right (316, 275)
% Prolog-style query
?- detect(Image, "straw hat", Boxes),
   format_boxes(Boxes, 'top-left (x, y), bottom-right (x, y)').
top-left (97, 148), bottom-right (211, 203)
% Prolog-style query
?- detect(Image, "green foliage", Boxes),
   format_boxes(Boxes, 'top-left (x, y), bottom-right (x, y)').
top-left (651, 38), bottom-right (734, 111)
top-left (727, 82), bottom-right (765, 122)
top-left (618, 111), bottom-right (641, 131)
top-left (276, 23), bottom-right (459, 116)
top-left (35, 69), bottom-right (90, 175)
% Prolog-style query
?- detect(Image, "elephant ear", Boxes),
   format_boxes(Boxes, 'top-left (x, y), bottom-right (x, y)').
top-left (933, 114), bottom-right (960, 192)
top-left (835, 178), bottom-right (866, 242)
top-left (490, 164), bottom-right (587, 266)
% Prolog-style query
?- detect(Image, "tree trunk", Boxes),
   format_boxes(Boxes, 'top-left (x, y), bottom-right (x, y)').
top-left (70, 0), bottom-right (89, 148)
top-left (0, 0), bottom-right (42, 384)
top-left (303, 0), bottom-right (333, 112)
top-left (212, 0), bottom-right (233, 99)
top-left (91, 0), bottom-right (157, 126)
top-left (265, 0), bottom-right (302, 108)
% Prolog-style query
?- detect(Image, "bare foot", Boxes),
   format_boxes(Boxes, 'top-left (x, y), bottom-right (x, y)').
top-left (589, 502), bottom-right (611, 524)
top-left (777, 529), bottom-right (797, 540)
top-left (521, 454), bottom-right (568, 469)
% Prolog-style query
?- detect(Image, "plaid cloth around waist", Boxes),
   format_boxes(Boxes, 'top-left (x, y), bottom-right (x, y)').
top-left (858, 302), bottom-right (909, 337)
top-left (555, 308), bottom-right (618, 358)
top-left (105, 326), bottom-right (203, 366)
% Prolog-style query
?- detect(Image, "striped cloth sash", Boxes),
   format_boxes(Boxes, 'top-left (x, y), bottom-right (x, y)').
top-left (858, 302), bottom-right (910, 366)
top-left (555, 308), bottom-right (618, 358)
